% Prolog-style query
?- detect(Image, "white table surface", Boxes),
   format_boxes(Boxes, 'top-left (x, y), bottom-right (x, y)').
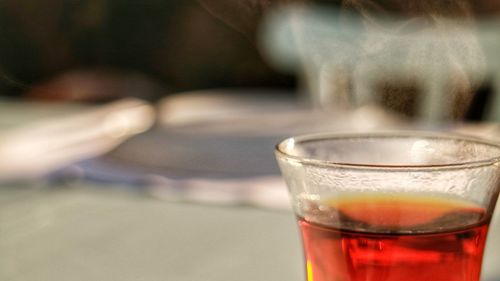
top-left (0, 185), bottom-right (303, 281)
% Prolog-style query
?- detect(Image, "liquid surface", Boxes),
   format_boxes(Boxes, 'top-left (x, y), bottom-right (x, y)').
top-left (298, 194), bottom-right (489, 281)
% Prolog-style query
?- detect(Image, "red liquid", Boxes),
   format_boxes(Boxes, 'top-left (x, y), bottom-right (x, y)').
top-left (298, 195), bottom-right (489, 281)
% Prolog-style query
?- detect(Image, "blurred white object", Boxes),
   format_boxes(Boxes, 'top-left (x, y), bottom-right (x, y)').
top-left (158, 89), bottom-right (405, 136)
top-left (260, 6), bottom-right (500, 122)
top-left (0, 98), bottom-right (154, 181)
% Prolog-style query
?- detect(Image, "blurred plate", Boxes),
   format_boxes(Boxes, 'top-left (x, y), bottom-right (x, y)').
top-left (95, 89), bottom-right (403, 178)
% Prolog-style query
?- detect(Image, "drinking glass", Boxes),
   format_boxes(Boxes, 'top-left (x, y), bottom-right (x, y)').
top-left (275, 132), bottom-right (500, 281)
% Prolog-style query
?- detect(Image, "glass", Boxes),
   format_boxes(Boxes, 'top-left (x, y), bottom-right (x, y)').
top-left (275, 132), bottom-right (500, 281)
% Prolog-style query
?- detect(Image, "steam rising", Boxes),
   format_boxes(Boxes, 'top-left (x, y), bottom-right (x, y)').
top-left (260, 5), bottom-right (500, 122)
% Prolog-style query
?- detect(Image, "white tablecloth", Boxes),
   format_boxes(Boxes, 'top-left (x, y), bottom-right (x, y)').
top-left (0, 186), bottom-right (303, 281)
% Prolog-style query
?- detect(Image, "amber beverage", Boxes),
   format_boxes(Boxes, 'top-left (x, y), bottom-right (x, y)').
top-left (275, 133), bottom-right (500, 281)
top-left (299, 195), bottom-right (489, 281)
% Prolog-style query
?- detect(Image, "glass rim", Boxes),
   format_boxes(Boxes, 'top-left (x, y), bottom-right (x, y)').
top-left (275, 131), bottom-right (500, 171)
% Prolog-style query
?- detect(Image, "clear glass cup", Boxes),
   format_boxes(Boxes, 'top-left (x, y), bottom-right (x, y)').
top-left (275, 132), bottom-right (500, 281)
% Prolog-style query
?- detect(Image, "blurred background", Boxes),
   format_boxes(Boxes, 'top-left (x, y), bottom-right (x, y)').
top-left (2, 1), bottom-right (500, 281)
top-left (0, 0), bottom-right (296, 99)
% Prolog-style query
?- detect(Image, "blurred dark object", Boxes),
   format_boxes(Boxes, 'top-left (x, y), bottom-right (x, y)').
top-left (0, 0), bottom-right (294, 99)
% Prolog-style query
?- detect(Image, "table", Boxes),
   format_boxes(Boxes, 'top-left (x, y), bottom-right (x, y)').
top-left (0, 185), bottom-right (303, 281)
